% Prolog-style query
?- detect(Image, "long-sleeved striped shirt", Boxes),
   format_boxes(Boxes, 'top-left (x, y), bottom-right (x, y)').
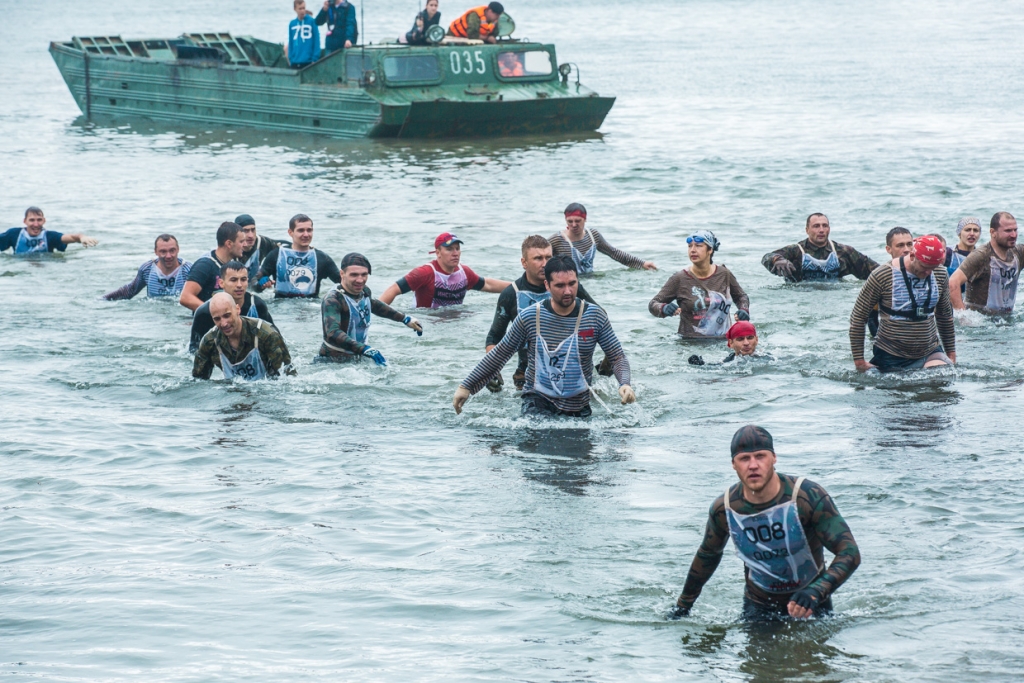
top-left (548, 228), bottom-right (646, 270)
top-left (462, 299), bottom-right (630, 413)
top-left (849, 260), bottom-right (955, 361)
top-left (103, 258), bottom-right (192, 300)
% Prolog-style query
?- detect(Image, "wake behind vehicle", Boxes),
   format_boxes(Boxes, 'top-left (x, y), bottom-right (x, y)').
top-left (48, 24), bottom-right (615, 139)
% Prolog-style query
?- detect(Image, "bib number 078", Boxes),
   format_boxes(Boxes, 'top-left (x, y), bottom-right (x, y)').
top-left (450, 50), bottom-right (486, 75)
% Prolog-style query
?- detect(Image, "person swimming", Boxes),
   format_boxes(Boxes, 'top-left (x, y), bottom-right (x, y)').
top-left (688, 321), bottom-right (772, 365)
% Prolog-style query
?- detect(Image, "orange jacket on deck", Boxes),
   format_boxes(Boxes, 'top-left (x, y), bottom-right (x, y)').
top-left (448, 6), bottom-right (497, 39)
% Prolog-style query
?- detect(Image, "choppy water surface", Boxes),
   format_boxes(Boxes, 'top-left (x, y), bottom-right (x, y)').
top-left (3, 0), bottom-right (1024, 680)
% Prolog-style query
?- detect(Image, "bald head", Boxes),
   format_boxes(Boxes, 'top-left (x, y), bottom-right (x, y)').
top-left (210, 292), bottom-right (242, 336)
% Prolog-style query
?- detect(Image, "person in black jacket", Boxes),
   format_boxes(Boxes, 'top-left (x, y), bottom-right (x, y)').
top-left (316, 0), bottom-right (358, 53)
top-left (405, 0), bottom-right (440, 45)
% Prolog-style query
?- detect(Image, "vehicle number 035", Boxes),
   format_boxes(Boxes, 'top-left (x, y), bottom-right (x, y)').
top-left (450, 50), bottom-right (486, 75)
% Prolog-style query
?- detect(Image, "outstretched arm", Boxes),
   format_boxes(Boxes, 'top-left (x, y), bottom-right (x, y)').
top-left (104, 264), bottom-right (148, 301)
top-left (675, 500), bottom-right (730, 615)
top-left (61, 233), bottom-right (99, 247)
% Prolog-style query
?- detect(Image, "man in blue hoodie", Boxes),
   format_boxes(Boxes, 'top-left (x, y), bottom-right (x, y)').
top-left (316, 0), bottom-right (358, 54)
top-left (287, 0), bottom-right (321, 68)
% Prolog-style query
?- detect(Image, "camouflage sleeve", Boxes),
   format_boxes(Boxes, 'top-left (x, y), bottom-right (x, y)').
top-left (260, 325), bottom-right (294, 377)
top-left (592, 229), bottom-right (646, 269)
top-left (761, 244), bottom-right (802, 274)
top-left (802, 483), bottom-right (861, 603)
top-left (465, 11), bottom-right (481, 39)
top-left (191, 333), bottom-right (219, 379)
top-left (838, 245), bottom-right (879, 280)
top-left (677, 497), bottom-right (730, 609)
top-left (370, 297), bottom-right (407, 324)
top-left (321, 290), bottom-right (365, 355)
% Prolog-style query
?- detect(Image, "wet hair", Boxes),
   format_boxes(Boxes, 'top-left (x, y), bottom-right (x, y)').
top-left (24, 206), bottom-right (44, 218)
top-left (487, 2), bottom-right (504, 14)
top-left (293, 0), bottom-right (305, 7)
top-left (216, 221), bottom-right (242, 246)
top-left (220, 260), bottom-right (248, 279)
top-left (885, 226), bottom-right (911, 246)
top-left (154, 233), bottom-right (178, 248)
top-left (340, 252), bottom-right (371, 274)
top-left (521, 235), bottom-right (550, 256)
top-left (544, 255), bottom-right (578, 281)
top-left (805, 213), bottom-right (828, 229)
top-left (991, 211), bottom-right (1015, 232)
top-left (929, 233), bottom-right (946, 246)
top-left (289, 213), bottom-right (313, 230)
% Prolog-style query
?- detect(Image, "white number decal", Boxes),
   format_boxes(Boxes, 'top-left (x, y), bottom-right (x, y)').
top-left (450, 51), bottom-right (461, 74)
top-left (462, 51), bottom-right (473, 73)
top-left (474, 50), bottom-right (486, 74)
top-left (291, 24), bottom-right (313, 40)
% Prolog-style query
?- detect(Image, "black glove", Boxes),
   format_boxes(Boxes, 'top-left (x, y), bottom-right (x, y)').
top-left (668, 604), bottom-right (690, 620)
top-left (789, 588), bottom-right (819, 611)
top-left (486, 374), bottom-right (504, 393)
top-left (661, 301), bottom-right (680, 317)
top-left (772, 258), bottom-right (796, 278)
top-left (736, 309), bottom-right (750, 321)
top-left (688, 354), bottom-right (706, 366)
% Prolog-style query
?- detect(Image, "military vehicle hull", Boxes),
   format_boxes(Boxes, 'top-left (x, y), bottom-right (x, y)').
top-left (49, 34), bottom-right (614, 139)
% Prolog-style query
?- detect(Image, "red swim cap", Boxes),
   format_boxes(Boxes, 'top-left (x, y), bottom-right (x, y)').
top-left (726, 321), bottom-right (756, 340)
top-left (913, 235), bottom-right (945, 267)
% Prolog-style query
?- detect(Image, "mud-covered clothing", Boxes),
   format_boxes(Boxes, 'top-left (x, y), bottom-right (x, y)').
top-left (189, 292), bottom-right (274, 353)
top-left (315, 0), bottom-right (358, 52)
top-left (192, 316), bottom-right (293, 379)
top-left (257, 247), bottom-right (340, 298)
top-left (762, 239), bottom-right (878, 282)
top-left (0, 227), bottom-right (67, 253)
top-left (548, 228), bottom-right (646, 271)
top-left (104, 258), bottom-right (192, 300)
top-left (648, 265), bottom-right (749, 338)
top-left (849, 260), bottom-right (955, 362)
top-left (186, 250), bottom-right (228, 303)
top-left (318, 285), bottom-right (406, 359)
top-left (956, 242), bottom-right (1024, 314)
top-left (242, 235), bottom-right (289, 284)
top-left (396, 260), bottom-right (485, 308)
top-left (677, 474), bottom-right (860, 612)
top-left (462, 299), bottom-right (629, 414)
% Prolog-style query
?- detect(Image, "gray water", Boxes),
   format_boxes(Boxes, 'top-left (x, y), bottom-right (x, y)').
top-left (3, 0), bottom-right (1024, 680)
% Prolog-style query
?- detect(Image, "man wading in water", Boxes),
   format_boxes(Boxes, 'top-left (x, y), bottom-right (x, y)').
top-left (670, 425), bottom-right (861, 621)
top-left (762, 213), bottom-right (877, 282)
top-left (849, 235), bottom-right (955, 373)
top-left (453, 256), bottom-right (635, 418)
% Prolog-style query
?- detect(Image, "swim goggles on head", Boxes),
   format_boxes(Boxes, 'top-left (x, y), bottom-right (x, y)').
top-left (686, 236), bottom-right (708, 244)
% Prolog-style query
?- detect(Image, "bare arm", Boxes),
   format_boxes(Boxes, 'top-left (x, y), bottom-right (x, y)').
top-left (480, 278), bottom-right (511, 293)
top-left (948, 269), bottom-right (967, 310)
top-left (377, 282), bottom-right (401, 305)
top-left (179, 281), bottom-right (205, 312)
top-left (61, 233), bottom-right (99, 247)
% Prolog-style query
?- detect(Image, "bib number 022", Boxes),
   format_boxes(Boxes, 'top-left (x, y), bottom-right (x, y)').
top-left (450, 50), bottom-right (486, 75)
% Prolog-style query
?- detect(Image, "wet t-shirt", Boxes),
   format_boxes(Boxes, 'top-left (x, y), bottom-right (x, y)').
top-left (957, 243), bottom-right (1024, 314)
top-left (648, 265), bottom-right (749, 338)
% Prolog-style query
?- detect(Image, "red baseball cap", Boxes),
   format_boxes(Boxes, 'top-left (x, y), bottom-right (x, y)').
top-left (726, 321), bottom-right (757, 340)
top-left (430, 232), bottom-right (463, 253)
top-left (913, 235), bottom-right (945, 267)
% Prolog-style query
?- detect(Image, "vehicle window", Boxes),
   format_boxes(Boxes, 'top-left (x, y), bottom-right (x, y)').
top-left (346, 54), bottom-right (375, 80)
top-left (497, 51), bottom-right (552, 77)
top-left (383, 55), bottom-right (441, 83)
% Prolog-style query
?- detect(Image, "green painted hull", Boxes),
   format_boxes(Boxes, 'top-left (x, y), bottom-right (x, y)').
top-left (49, 36), bottom-right (614, 139)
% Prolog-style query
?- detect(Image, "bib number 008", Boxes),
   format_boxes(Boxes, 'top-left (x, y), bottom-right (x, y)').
top-left (450, 50), bottom-right (486, 75)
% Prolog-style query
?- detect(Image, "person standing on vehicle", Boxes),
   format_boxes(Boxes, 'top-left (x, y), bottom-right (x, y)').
top-left (287, 0), bottom-right (321, 68)
top-left (316, 0), bottom-right (358, 53)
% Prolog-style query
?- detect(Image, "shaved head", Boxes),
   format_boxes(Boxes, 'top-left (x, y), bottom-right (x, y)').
top-left (209, 292), bottom-right (236, 315)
